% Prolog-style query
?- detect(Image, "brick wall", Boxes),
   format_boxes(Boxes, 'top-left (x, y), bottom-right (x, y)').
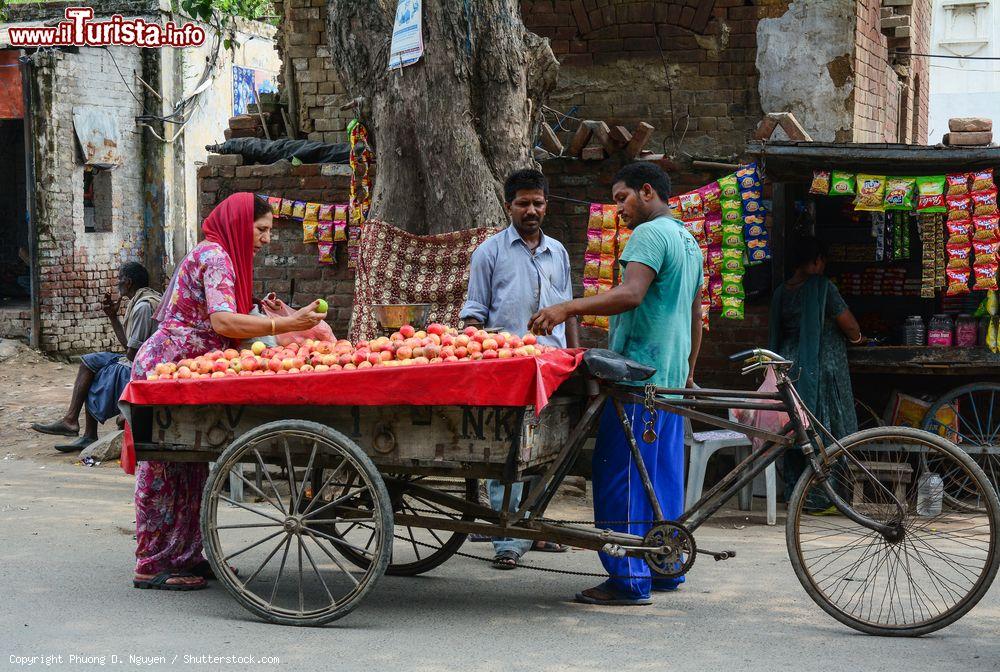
top-left (272, 0), bottom-right (353, 144)
top-left (852, 0), bottom-right (931, 143)
top-left (197, 154), bottom-right (357, 336)
top-left (29, 46), bottom-right (149, 353)
top-left (522, 0), bottom-right (793, 158)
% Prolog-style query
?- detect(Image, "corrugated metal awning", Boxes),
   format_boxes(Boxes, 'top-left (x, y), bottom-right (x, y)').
top-left (73, 107), bottom-right (122, 168)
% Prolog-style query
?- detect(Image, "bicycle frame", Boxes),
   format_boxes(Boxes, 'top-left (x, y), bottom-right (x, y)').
top-left (511, 351), bottom-right (904, 545)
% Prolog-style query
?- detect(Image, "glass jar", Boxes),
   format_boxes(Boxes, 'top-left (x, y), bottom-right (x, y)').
top-left (903, 316), bottom-right (926, 346)
top-left (955, 314), bottom-right (978, 347)
top-left (928, 314), bottom-right (954, 347)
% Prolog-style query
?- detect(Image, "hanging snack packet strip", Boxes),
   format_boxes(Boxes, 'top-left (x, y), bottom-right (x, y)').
top-left (319, 204), bottom-right (334, 221)
top-left (317, 242), bottom-right (335, 265)
top-left (699, 182), bottom-right (722, 214)
top-left (884, 177), bottom-right (916, 211)
top-left (279, 198), bottom-right (295, 218)
top-left (304, 202), bottom-right (320, 222)
top-left (971, 169), bottom-right (995, 193)
top-left (317, 220), bottom-right (333, 243)
top-left (972, 189), bottom-right (999, 217)
top-left (946, 173), bottom-right (970, 196)
top-left (334, 205), bottom-right (348, 241)
top-left (829, 171), bottom-right (856, 196)
top-left (302, 221), bottom-right (318, 244)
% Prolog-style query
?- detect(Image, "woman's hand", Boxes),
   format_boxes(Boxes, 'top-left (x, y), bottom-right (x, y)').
top-left (277, 300), bottom-right (326, 333)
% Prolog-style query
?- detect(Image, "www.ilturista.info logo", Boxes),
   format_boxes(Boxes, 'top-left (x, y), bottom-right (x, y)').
top-left (8, 7), bottom-right (206, 48)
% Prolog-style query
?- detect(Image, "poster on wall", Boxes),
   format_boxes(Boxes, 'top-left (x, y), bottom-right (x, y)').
top-left (388, 0), bottom-right (424, 69)
top-left (232, 66), bottom-right (277, 116)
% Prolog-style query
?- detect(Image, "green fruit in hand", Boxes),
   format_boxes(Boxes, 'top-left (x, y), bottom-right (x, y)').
top-left (316, 298), bottom-right (329, 314)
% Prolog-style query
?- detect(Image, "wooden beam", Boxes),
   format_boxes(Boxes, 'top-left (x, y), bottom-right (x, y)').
top-left (581, 144), bottom-right (605, 161)
top-left (587, 120), bottom-right (617, 154)
top-left (625, 122), bottom-right (654, 159)
top-left (538, 122), bottom-right (564, 155)
top-left (567, 122), bottom-right (594, 157)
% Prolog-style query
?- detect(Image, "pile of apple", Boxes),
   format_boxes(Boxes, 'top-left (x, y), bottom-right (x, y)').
top-left (146, 324), bottom-right (552, 380)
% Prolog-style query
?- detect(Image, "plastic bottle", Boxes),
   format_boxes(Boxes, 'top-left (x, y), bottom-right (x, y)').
top-left (903, 316), bottom-right (925, 346)
top-left (916, 472), bottom-right (944, 517)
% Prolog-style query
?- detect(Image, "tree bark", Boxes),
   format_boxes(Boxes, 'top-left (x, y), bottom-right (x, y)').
top-left (327, 0), bottom-right (558, 234)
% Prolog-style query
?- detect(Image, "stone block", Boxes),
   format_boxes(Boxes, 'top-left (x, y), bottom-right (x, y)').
top-left (949, 117), bottom-right (992, 133)
top-left (79, 430), bottom-right (123, 463)
top-left (944, 131), bottom-right (993, 146)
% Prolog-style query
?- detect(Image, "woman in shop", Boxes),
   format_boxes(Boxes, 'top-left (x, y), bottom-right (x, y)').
top-left (128, 192), bottom-right (326, 591)
top-left (769, 235), bottom-right (863, 502)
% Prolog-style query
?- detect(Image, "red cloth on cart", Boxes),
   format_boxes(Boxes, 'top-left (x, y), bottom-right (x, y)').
top-left (119, 350), bottom-right (586, 474)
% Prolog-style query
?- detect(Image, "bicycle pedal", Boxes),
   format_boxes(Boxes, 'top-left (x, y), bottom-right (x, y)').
top-left (696, 548), bottom-right (736, 561)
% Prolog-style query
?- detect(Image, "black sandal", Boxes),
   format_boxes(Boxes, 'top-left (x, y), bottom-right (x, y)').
top-left (31, 421), bottom-right (79, 438)
top-left (54, 436), bottom-right (96, 453)
top-left (492, 550), bottom-right (519, 570)
top-left (133, 572), bottom-right (207, 591)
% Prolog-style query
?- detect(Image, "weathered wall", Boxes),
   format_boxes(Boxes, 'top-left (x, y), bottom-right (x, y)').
top-left (27, 46), bottom-right (148, 353)
top-left (756, 0), bottom-right (856, 142)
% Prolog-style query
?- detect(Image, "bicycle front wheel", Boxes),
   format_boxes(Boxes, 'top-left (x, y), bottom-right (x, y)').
top-left (787, 426), bottom-right (1000, 637)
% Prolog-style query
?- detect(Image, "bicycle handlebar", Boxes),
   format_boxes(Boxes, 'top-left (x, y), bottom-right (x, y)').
top-left (729, 348), bottom-right (793, 369)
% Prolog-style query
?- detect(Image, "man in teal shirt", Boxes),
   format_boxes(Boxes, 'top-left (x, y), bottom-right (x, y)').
top-left (529, 162), bottom-right (703, 605)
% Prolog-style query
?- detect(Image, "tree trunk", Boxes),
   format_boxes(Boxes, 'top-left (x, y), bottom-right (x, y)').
top-left (327, 0), bottom-right (558, 235)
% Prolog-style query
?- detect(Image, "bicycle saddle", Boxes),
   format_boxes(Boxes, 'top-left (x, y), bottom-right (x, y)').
top-left (583, 349), bottom-right (656, 383)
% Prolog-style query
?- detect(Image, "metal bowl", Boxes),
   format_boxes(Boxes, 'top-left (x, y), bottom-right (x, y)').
top-left (373, 303), bottom-right (431, 330)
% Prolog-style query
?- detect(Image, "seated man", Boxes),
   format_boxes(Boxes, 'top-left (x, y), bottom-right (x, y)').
top-left (31, 262), bottom-right (160, 452)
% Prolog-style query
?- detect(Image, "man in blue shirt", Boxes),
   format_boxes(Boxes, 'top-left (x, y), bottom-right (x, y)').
top-left (461, 168), bottom-right (579, 569)
top-left (529, 162), bottom-right (703, 605)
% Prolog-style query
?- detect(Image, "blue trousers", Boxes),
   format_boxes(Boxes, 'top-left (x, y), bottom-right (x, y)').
top-left (487, 479), bottom-right (533, 557)
top-left (593, 401), bottom-right (685, 599)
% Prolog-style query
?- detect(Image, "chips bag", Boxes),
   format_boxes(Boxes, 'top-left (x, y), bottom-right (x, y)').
top-left (947, 218), bottom-right (974, 244)
top-left (705, 215), bottom-right (723, 246)
top-left (947, 173), bottom-right (970, 196)
top-left (583, 253), bottom-right (601, 279)
top-left (267, 196), bottom-right (282, 217)
top-left (302, 221), bottom-right (318, 244)
top-left (884, 177), bottom-right (916, 211)
top-left (971, 169), bottom-right (995, 193)
top-left (317, 221), bottom-right (333, 243)
top-left (947, 194), bottom-right (972, 219)
top-left (974, 215), bottom-right (1000, 242)
top-left (855, 175), bottom-right (886, 212)
top-left (304, 202), bottom-right (320, 222)
top-left (718, 175), bottom-right (740, 199)
top-left (915, 176), bottom-right (947, 213)
top-left (317, 242), bottom-right (335, 265)
top-left (586, 229), bottom-right (603, 254)
top-left (972, 189), bottom-right (999, 217)
top-left (946, 267), bottom-right (971, 296)
top-left (684, 217), bottom-right (706, 242)
top-left (279, 199), bottom-right (294, 217)
top-left (319, 204), bottom-right (335, 221)
top-left (679, 192), bottom-right (705, 221)
top-left (829, 171), bottom-right (856, 196)
top-left (810, 170), bottom-right (831, 196)
top-left (721, 295), bottom-right (744, 320)
top-left (700, 182), bottom-right (722, 214)
top-left (668, 197), bottom-right (682, 219)
top-left (947, 242), bottom-right (973, 269)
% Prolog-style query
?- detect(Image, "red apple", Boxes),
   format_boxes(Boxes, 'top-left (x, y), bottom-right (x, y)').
top-left (454, 346), bottom-right (468, 359)
top-left (497, 348), bottom-right (512, 359)
top-left (482, 338), bottom-right (499, 351)
top-left (396, 346), bottom-right (413, 360)
top-left (463, 326), bottom-right (477, 337)
top-left (427, 323), bottom-right (446, 336)
top-left (399, 325), bottom-right (416, 338)
top-left (523, 333), bottom-right (537, 346)
top-left (483, 350), bottom-right (499, 360)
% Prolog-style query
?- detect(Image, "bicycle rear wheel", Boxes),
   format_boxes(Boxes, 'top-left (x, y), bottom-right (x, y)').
top-left (787, 426), bottom-right (1000, 637)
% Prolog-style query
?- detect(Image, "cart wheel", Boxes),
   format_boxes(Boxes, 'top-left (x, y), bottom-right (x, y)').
top-left (921, 383), bottom-right (1000, 512)
top-left (854, 397), bottom-right (883, 431)
top-left (201, 420), bottom-right (392, 626)
top-left (315, 475), bottom-right (478, 576)
top-left (787, 426), bottom-right (1000, 637)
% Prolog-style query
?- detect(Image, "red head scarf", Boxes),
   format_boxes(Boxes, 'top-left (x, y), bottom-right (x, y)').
top-left (202, 192), bottom-right (256, 315)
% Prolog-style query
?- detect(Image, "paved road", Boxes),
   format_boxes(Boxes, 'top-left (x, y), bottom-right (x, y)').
top-left (1, 456), bottom-right (998, 672)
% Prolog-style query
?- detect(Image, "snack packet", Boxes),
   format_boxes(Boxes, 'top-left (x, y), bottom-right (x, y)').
top-left (317, 242), bottom-right (335, 265)
top-left (679, 192), bottom-right (705, 221)
top-left (974, 239), bottom-right (1000, 265)
top-left (971, 169), bottom-right (995, 193)
top-left (722, 228), bottom-right (744, 249)
top-left (588, 204), bottom-right (604, 230)
top-left (583, 253), bottom-right (601, 279)
top-left (721, 200), bottom-right (743, 223)
top-left (736, 163), bottom-right (760, 190)
top-left (974, 215), bottom-right (1000, 242)
top-left (829, 171), bottom-right (856, 196)
top-left (304, 202), bottom-right (320, 222)
top-left (700, 182), bottom-right (722, 214)
top-left (705, 215), bottom-right (723, 246)
top-left (668, 197), bottom-right (682, 219)
top-left (279, 199), bottom-right (294, 217)
top-left (947, 218), bottom-right (974, 244)
top-left (721, 295), bottom-right (744, 320)
top-left (810, 170), bottom-right (831, 195)
top-left (586, 229), bottom-right (603, 254)
top-left (946, 267), bottom-right (971, 295)
top-left (947, 242), bottom-right (973, 268)
top-left (334, 220), bottom-right (347, 242)
top-left (722, 247), bottom-right (745, 272)
top-left (598, 255), bottom-right (614, 281)
top-left (718, 175), bottom-right (740, 199)
top-left (291, 200), bottom-right (307, 220)
top-left (947, 173), bottom-right (970, 196)
top-left (302, 221), bottom-right (318, 244)
top-left (601, 227), bottom-right (617, 255)
top-left (317, 220), bottom-right (333, 243)
top-left (884, 177), bottom-right (916, 211)
top-left (974, 262), bottom-right (999, 291)
top-left (684, 217), bottom-right (706, 242)
top-left (972, 189), bottom-right (999, 217)
top-left (319, 204), bottom-right (335, 221)
top-left (267, 196), bottom-right (282, 217)
top-left (855, 175), bottom-right (886, 212)
top-left (721, 272), bottom-right (745, 297)
top-left (947, 194), bottom-right (972, 219)
top-left (915, 176), bottom-right (947, 213)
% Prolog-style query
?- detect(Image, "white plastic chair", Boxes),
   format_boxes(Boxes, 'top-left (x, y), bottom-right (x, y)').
top-left (684, 412), bottom-right (777, 525)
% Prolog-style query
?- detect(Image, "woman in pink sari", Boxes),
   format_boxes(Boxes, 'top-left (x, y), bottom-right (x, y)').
top-left (130, 192), bottom-right (326, 590)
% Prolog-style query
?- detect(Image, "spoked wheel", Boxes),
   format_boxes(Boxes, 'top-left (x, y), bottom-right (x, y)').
top-left (787, 426), bottom-right (1000, 637)
top-left (201, 420), bottom-right (393, 626)
top-left (317, 475), bottom-right (478, 576)
top-left (921, 383), bottom-right (1000, 512)
top-left (854, 397), bottom-right (883, 431)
